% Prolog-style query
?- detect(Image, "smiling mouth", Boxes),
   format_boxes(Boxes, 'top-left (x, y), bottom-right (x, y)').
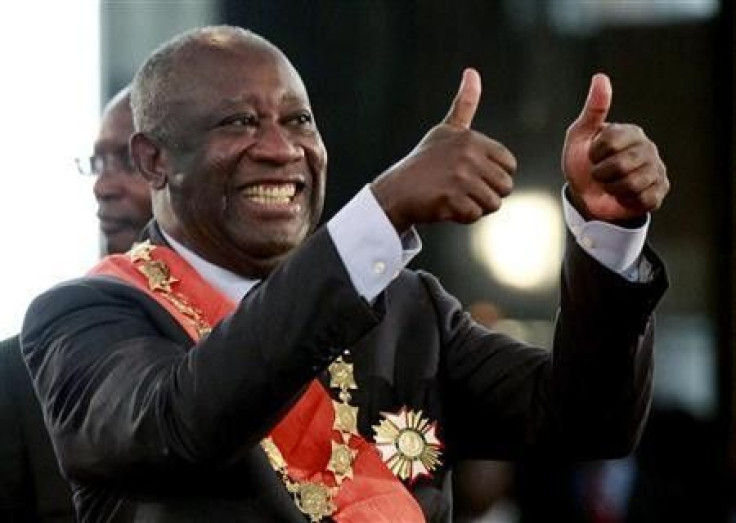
top-left (240, 182), bottom-right (304, 205)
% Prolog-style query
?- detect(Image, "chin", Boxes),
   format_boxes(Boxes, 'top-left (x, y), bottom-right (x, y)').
top-left (238, 227), bottom-right (308, 255)
top-left (104, 239), bottom-right (131, 255)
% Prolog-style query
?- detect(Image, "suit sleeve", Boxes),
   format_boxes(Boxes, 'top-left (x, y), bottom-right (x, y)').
top-left (433, 234), bottom-right (668, 461)
top-left (21, 228), bottom-right (379, 484)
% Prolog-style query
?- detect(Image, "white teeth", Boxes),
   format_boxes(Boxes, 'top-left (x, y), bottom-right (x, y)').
top-left (249, 195), bottom-right (291, 205)
top-left (241, 183), bottom-right (297, 204)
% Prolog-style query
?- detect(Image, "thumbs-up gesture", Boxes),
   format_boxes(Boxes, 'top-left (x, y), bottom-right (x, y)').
top-left (371, 68), bottom-right (517, 232)
top-left (563, 73), bottom-right (669, 222)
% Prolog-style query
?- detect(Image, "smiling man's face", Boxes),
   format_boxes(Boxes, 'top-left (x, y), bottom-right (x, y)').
top-left (146, 37), bottom-right (327, 278)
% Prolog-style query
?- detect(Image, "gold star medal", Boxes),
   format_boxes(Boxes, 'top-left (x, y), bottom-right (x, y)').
top-left (328, 357), bottom-right (357, 393)
top-left (332, 401), bottom-right (359, 437)
top-left (372, 407), bottom-right (443, 483)
top-left (327, 440), bottom-right (357, 484)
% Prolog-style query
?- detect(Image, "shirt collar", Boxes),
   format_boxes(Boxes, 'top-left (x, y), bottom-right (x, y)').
top-left (160, 229), bottom-right (258, 302)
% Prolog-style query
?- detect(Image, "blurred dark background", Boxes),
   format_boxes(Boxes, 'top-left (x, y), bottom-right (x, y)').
top-left (102, 1), bottom-right (733, 521)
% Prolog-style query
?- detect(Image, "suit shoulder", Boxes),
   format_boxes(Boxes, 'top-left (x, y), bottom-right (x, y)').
top-left (21, 275), bottom-right (168, 350)
top-left (25, 275), bottom-right (150, 319)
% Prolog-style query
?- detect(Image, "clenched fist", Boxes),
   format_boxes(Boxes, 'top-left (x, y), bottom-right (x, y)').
top-left (563, 73), bottom-right (669, 223)
top-left (371, 68), bottom-right (517, 232)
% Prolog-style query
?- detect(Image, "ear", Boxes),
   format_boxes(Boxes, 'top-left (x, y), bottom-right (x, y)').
top-left (130, 132), bottom-right (168, 190)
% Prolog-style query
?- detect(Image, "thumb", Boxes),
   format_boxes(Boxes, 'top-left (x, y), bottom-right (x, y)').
top-left (442, 67), bottom-right (481, 129)
top-left (570, 73), bottom-right (612, 136)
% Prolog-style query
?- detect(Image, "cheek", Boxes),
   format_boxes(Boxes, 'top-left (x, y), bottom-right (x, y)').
top-left (308, 144), bottom-right (327, 206)
top-left (304, 140), bottom-right (327, 183)
top-left (123, 180), bottom-right (153, 219)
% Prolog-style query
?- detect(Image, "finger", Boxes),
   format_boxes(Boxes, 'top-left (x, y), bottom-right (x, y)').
top-left (447, 162), bottom-right (507, 216)
top-left (617, 178), bottom-right (668, 213)
top-left (461, 166), bottom-right (507, 211)
top-left (590, 141), bottom-right (651, 183)
top-left (477, 160), bottom-right (515, 198)
top-left (450, 196), bottom-right (487, 224)
top-left (570, 73), bottom-right (612, 136)
top-left (484, 138), bottom-right (518, 177)
top-left (443, 67), bottom-right (481, 129)
top-left (448, 136), bottom-right (516, 196)
top-left (598, 162), bottom-right (659, 198)
top-left (589, 123), bottom-right (647, 164)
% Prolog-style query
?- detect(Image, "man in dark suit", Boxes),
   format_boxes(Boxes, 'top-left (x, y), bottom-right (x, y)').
top-left (21, 26), bottom-right (669, 522)
top-left (0, 88), bottom-right (151, 521)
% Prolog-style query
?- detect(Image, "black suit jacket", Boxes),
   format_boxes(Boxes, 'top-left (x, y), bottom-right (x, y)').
top-left (21, 222), bottom-right (667, 522)
top-left (0, 336), bottom-right (75, 522)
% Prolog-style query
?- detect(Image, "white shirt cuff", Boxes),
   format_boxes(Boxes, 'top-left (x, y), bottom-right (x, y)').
top-left (327, 185), bottom-right (421, 301)
top-left (562, 188), bottom-right (649, 282)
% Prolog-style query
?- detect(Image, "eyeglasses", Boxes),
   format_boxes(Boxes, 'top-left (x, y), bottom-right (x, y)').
top-left (75, 148), bottom-right (136, 176)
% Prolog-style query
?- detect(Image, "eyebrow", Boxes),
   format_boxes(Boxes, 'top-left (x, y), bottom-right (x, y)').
top-left (223, 91), bottom-right (308, 108)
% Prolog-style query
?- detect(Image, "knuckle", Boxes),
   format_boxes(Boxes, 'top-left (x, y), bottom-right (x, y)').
top-left (626, 147), bottom-right (640, 165)
top-left (437, 207), bottom-right (454, 221)
top-left (507, 154), bottom-right (518, 174)
top-left (640, 190), bottom-right (660, 210)
top-left (497, 176), bottom-right (514, 197)
top-left (625, 123), bottom-right (647, 138)
top-left (450, 168), bottom-right (470, 184)
top-left (460, 206), bottom-right (483, 223)
top-left (487, 193), bottom-right (502, 212)
top-left (606, 156), bottom-right (627, 175)
top-left (438, 192), bottom-right (454, 209)
top-left (454, 129), bottom-right (474, 148)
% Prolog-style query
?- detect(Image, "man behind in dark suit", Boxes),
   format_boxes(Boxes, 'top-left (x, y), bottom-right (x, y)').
top-left (21, 26), bottom-right (669, 522)
top-left (0, 87), bottom-right (151, 521)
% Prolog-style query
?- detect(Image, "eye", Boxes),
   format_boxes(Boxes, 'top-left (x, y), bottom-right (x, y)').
top-left (221, 113), bottom-right (258, 128)
top-left (289, 111), bottom-right (313, 127)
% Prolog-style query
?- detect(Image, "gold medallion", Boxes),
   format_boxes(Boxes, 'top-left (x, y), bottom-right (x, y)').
top-left (327, 441), bottom-right (357, 483)
top-left (372, 407), bottom-right (443, 482)
top-left (292, 481), bottom-right (336, 522)
top-left (397, 429), bottom-right (425, 459)
top-left (260, 351), bottom-right (363, 521)
top-left (332, 401), bottom-right (359, 436)
top-left (328, 357), bottom-right (357, 391)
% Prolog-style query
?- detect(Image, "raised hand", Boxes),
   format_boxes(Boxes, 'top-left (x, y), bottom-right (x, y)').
top-left (562, 73), bottom-right (669, 222)
top-left (371, 68), bottom-right (516, 232)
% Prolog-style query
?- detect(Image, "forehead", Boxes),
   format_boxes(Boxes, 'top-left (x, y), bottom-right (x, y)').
top-left (171, 40), bottom-right (309, 108)
top-left (97, 98), bottom-right (133, 146)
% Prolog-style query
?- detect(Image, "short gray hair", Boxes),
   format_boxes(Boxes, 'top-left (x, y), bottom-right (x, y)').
top-left (130, 25), bottom-right (267, 144)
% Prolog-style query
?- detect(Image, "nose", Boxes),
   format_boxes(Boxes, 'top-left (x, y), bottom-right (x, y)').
top-left (92, 167), bottom-right (125, 201)
top-left (248, 123), bottom-right (304, 164)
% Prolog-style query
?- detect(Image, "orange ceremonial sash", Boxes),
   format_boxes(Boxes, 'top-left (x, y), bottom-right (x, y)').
top-left (90, 244), bottom-right (424, 522)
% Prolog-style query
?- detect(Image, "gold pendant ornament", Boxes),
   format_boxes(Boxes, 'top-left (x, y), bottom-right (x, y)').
top-left (372, 407), bottom-right (443, 482)
top-left (290, 481), bottom-right (336, 522)
top-left (328, 358), bottom-right (357, 392)
top-left (262, 436), bottom-right (338, 522)
top-left (327, 440), bottom-right (357, 483)
top-left (260, 353), bottom-right (360, 521)
top-left (127, 241), bottom-right (211, 337)
top-left (332, 401), bottom-right (359, 437)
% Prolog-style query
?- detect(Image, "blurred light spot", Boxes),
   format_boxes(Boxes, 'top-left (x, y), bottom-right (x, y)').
top-left (470, 190), bottom-right (563, 290)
